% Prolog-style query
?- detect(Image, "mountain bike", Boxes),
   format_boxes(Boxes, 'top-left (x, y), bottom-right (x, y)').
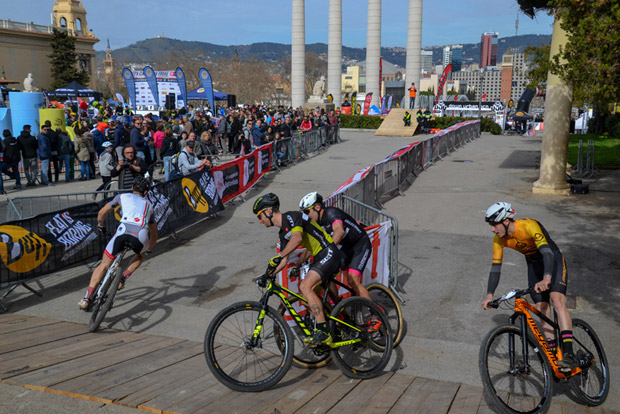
top-left (203, 270), bottom-right (393, 392)
top-left (87, 244), bottom-right (131, 332)
top-left (479, 287), bottom-right (609, 414)
top-left (278, 263), bottom-right (404, 369)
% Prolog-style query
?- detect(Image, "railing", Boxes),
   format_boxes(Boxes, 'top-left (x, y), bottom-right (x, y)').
top-left (324, 120), bottom-right (481, 297)
top-left (0, 19), bottom-right (72, 35)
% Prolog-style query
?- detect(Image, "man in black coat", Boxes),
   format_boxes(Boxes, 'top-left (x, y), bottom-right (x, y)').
top-left (2, 129), bottom-right (22, 189)
top-left (17, 124), bottom-right (38, 186)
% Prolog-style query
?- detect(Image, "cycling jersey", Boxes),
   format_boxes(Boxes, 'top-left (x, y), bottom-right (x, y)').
top-left (279, 211), bottom-right (333, 256)
top-left (491, 218), bottom-right (561, 265)
top-left (318, 207), bottom-right (365, 247)
top-left (488, 218), bottom-right (567, 302)
top-left (279, 211), bottom-right (340, 283)
top-left (109, 193), bottom-right (154, 228)
top-left (104, 193), bottom-right (155, 259)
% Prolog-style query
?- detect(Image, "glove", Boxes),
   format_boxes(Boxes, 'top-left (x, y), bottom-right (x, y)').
top-left (266, 256), bottom-right (282, 275)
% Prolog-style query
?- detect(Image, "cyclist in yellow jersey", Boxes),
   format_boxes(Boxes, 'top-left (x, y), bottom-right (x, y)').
top-left (253, 193), bottom-right (341, 345)
top-left (481, 202), bottom-right (577, 371)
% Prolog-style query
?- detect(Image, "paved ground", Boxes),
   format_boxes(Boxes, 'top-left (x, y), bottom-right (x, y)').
top-left (1, 129), bottom-right (618, 412)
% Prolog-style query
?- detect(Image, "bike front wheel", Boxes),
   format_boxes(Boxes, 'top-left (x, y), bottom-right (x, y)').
top-left (88, 256), bottom-right (123, 332)
top-left (569, 318), bottom-right (610, 406)
top-left (367, 283), bottom-right (404, 348)
top-left (204, 301), bottom-right (294, 392)
top-left (329, 297), bottom-right (392, 379)
top-left (479, 324), bottom-right (553, 414)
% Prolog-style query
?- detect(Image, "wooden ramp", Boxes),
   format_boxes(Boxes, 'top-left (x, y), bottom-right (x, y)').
top-left (374, 108), bottom-right (418, 137)
top-left (0, 313), bottom-right (614, 414)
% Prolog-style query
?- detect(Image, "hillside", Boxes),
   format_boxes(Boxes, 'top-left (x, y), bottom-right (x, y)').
top-left (96, 34), bottom-right (551, 68)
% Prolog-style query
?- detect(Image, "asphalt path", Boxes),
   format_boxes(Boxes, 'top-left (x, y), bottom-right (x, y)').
top-left (2, 130), bottom-right (619, 411)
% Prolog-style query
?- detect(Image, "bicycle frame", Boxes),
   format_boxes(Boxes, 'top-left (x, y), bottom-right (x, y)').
top-left (250, 278), bottom-right (364, 349)
top-left (509, 297), bottom-right (581, 379)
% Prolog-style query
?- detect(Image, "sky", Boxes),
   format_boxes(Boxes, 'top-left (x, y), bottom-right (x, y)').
top-left (2, 0), bottom-right (554, 51)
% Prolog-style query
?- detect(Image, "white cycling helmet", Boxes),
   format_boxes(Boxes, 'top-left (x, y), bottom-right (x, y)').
top-left (485, 202), bottom-right (516, 224)
top-left (299, 192), bottom-right (323, 210)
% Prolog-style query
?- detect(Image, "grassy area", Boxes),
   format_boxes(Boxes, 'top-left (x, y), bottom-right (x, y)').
top-left (568, 134), bottom-right (620, 168)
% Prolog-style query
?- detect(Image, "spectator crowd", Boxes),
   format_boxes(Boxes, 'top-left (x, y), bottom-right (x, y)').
top-left (0, 103), bottom-right (340, 194)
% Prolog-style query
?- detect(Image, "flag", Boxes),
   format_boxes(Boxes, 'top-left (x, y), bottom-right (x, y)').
top-left (198, 68), bottom-right (216, 113)
top-left (363, 93), bottom-right (373, 116)
top-left (143, 66), bottom-right (159, 106)
top-left (436, 64), bottom-right (453, 103)
top-left (175, 67), bottom-right (187, 108)
top-left (122, 68), bottom-right (137, 109)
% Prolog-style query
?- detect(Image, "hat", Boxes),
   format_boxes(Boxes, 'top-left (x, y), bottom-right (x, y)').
top-left (186, 140), bottom-right (195, 148)
top-left (102, 141), bottom-right (113, 148)
top-left (2, 129), bottom-right (11, 137)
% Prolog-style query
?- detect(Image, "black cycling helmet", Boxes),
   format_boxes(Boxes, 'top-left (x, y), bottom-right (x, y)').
top-left (132, 176), bottom-right (151, 194)
top-left (253, 193), bottom-right (280, 215)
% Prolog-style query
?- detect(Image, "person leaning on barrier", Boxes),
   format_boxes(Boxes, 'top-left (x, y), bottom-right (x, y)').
top-left (178, 140), bottom-right (210, 176)
top-left (233, 132), bottom-right (251, 157)
top-left (78, 176), bottom-right (158, 310)
top-left (199, 131), bottom-right (222, 162)
top-left (111, 144), bottom-right (147, 190)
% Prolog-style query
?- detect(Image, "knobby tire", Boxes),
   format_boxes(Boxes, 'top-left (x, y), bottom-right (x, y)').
top-left (88, 256), bottom-right (123, 332)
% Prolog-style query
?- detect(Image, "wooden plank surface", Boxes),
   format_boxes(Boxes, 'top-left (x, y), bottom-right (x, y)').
top-left (111, 354), bottom-right (208, 408)
top-left (6, 335), bottom-right (180, 390)
top-left (2, 314), bottom-right (619, 414)
top-left (294, 371), bottom-right (361, 414)
top-left (447, 385), bottom-right (483, 414)
top-left (0, 330), bottom-right (140, 379)
top-left (258, 368), bottom-right (345, 414)
top-left (362, 373), bottom-right (416, 414)
top-left (50, 339), bottom-right (197, 401)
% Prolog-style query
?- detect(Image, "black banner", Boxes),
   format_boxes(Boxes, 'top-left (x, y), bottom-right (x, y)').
top-left (0, 168), bottom-right (223, 287)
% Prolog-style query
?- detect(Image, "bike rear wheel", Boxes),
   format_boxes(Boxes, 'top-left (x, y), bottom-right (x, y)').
top-left (569, 318), bottom-right (609, 406)
top-left (277, 297), bottom-right (332, 369)
top-left (88, 255), bottom-right (124, 332)
top-left (204, 301), bottom-right (294, 392)
top-left (367, 283), bottom-right (404, 348)
top-left (329, 297), bottom-right (392, 379)
top-left (479, 324), bottom-right (552, 414)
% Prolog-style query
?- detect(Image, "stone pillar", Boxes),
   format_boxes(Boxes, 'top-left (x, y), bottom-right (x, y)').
top-left (405, 0), bottom-right (422, 107)
top-left (365, 0), bottom-right (381, 108)
top-left (328, 0), bottom-right (342, 108)
top-left (532, 16), bottom-right (572, 195)
top-left (291, 0), bottom-right (306, 108)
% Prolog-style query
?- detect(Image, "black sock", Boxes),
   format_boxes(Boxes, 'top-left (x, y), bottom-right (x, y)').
top-left (546, 338), bottom-right (557, 353)
top-left (317, 322), bottom-right (328, 333)
top-left (561, 330), bottom-right (574, 355)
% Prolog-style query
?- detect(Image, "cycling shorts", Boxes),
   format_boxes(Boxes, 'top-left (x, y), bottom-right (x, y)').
top-left (527, 254), bottom-right (568, 303)
top-left (104, 223), bottom-right (149, 259)
top-left (309, 244), bottom-right (341, 285)
top-left (340, 235), bottom-right (371, 277)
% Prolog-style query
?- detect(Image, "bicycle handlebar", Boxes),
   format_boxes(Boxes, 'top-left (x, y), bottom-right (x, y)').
top-left (488, 287), bottom-right (533, 309)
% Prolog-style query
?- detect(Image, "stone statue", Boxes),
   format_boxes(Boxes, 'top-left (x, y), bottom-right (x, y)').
top-left (312, 75), bottom-right (326, 98)
top-left (23, 73), bottom-right (34, 92)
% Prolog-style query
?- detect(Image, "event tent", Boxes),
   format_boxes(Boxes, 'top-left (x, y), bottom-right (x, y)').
top-left (186, 87), bottom-right (228, 101)
top-left (50, 81), bottom-right (97, 98)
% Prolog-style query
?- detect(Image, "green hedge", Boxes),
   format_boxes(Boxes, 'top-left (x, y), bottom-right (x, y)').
top-left (429, 116), bottom-right (501, 135)
top-left (567, 134), bottom-right (620, 167)
top-left (340, 115), bottom-right (384, 129)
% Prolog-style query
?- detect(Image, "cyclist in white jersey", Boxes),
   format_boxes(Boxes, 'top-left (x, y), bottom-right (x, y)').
top-left (78, 177), bottom-right (158, 309)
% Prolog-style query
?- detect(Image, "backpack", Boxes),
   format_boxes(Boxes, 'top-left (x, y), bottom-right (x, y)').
top-left (169, 151), bottom-right (187, 178)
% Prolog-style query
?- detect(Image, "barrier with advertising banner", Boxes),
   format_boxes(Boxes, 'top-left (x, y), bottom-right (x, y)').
top-left (277, 222), bottom-right (391, 324)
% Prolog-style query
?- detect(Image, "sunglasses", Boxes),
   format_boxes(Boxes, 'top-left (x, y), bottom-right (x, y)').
top-left (256, 209), bottom-right (265, 220)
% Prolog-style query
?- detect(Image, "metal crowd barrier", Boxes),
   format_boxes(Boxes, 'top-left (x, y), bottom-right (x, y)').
top-left (324, 121), bottom-right (481, 299)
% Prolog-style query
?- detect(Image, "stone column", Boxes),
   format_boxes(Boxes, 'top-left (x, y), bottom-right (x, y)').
top-left (532, 15), bottom-right (572, 195)
top-left (328, 0), bottom-right (342, 108)
top-left (405, 0), bottom-right (422, 107)
top-left (365, 0), bottom-right (381, 108)
top-left (291, 0), bottom-right (306, 108)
